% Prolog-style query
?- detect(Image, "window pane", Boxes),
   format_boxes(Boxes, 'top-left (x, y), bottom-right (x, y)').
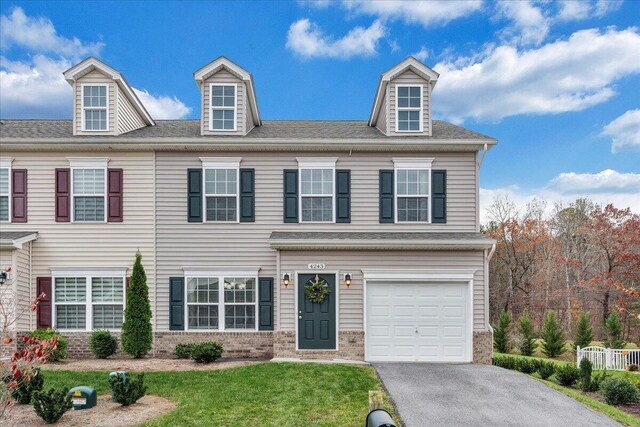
top-left (187, 277), bottom-right (219, 303)
top-left (74, 196), bottom-right (105, 221)
top-left (188, 305), bottom-right (219, 329)
top-left (56, 305), bottom-right (86, 330)
top-left (300, 169), bottom-right (332, 196)
top-left (55, 277), bottom-right (86, 302)
top-left (73, 169), bottom-right (105, 195)
top-left (0, 168), bottom-right (8, 194)
top-left (92, 277), bottom-right (124, 302)
top-left (211, 85), bottom-right (235, 109)
top-left (224, 305), bottom-right (255, 329)
top-left (223, 278), bottom-right (256, 304)
top-left (212, 109), bottom-right (235, 130)
top-left (397, 197), bottom-right (429, 222)
top-left (206, 196), bottom-right (237, 221)
top-left (301, 196), bottom-right (332, 222)
top-left (398, 86), bottom-right (408, 97)
top-left (83, 86), bottom-right (107, 108)
top-left (205, 169), bottom-right (236, 195)
top-left (0, 196), bottom-right (8, 222)
top-left (93, 305), bottom-right (123, 329)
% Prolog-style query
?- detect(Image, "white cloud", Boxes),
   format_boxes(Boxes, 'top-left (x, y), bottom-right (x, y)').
top-left (343, 0), bottom-right (482, 28)
top-left (0, 7), bottom-right (104, 57)
top-left (480, 169), bottom-right (640, 224)
top-left (432, 27), bottom-right (640, 122)
top-left (601, 109), bottom-right (640, 152)
top-left (297, 0), bottom-right (334, 9)
top-left (557, 0), bottom-right (623, 21)
top-left (412, 46), bottom-right (429, 62)
top-left (133, 88), bottom-right (191, 120)
top-left (286, 18), bottom-right (386, 58)
top-left (593, 0), bottom-right (624, 17)
top-left (496, 1), bottom-right (550, 46)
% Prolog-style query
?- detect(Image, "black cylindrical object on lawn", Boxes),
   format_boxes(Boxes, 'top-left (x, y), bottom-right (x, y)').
top-left (365, 408), bottom-right (397, 427)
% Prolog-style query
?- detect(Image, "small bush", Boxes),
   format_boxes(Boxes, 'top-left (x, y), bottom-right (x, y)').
top-left (109, 372), bottom-right (147, 406)
top-left (28, 329), bottom-right (67, 361)
top-left (537, 361), bottom-right (556, 380)
top-left (628, 364), bottom-right (639, 372)
top-left (579, 358), bottom-right (593, 392)
top-left (589, 371), bottom-right (611, 392)
top-left (516, 358), bottom-right (537, 374)
top-left (31, 387), bottom-right (72, 424)
top-left (190, 342), bottom-right (224, 363)
top-left (600, 378), bottom-right (640, 405)
top-left (493, 355), bottom-right (517, 370)
top-left (555, 364), bottom-right (580, 387)
top-left (89, 330), bottom-right (118, 359)
top-left (173, 343), bottom-right (196, 359)
top-left (4, 368), bottom-right (44, 404)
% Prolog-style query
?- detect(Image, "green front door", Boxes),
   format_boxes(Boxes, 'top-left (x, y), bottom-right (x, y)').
top-left (298, 273), bottom-right (336, 349)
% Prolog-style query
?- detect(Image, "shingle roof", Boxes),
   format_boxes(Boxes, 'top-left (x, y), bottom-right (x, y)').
top-left (0, 231), bottom-right (38, 240)
top-left (0, 119), bottom-right (494, 141)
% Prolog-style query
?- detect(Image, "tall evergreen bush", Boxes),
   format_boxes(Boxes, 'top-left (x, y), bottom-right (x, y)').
top-left (493, 310), bottom-right (512, 353)
top-left (542, 311), bottom-right (566, 358)
top-left (121, 252), bottom-right (152, 358)
top-left (573, 311), bottom-right (593, 350)
top-left (604, 312), bottom-right (625, 349)
top-left (518, 309), bottom-right (537, 357)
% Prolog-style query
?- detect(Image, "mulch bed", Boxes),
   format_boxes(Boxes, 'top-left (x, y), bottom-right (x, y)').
top-left (584, 391), bottom-right (640, 418)
top-left (4, 395), bottom-right (176, 426)
top-left (43, 357), bottom-right (266, 372)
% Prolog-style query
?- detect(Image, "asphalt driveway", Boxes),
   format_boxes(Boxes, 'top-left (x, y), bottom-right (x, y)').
top-left (374, 363), bottom-right (619, 427)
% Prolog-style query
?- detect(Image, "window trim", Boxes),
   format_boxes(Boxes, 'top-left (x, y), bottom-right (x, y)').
top-left (0, 157), bottom-right (12, 223)
top-left (80, 83), bottom-right (109, 132)
top-left (200, 157), bottom-right (242, 223)
top-left (297, 157), bottom-right (338, 224)
top-left (395, 84), bottom-right (423, 133)
top-left (393, 158), bottom-right (433, 224)
top-left (208, 83), bottom-right (238, 132)
top-left (51, 271), bottom-right (126, 332)
top-left (184, 273), bottom-right (259, 332)
top-left (70, 166), bottom-right (107, 223)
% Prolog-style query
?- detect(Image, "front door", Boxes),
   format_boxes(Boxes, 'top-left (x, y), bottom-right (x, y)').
top-left (298, 273), bottom-right (336, 349)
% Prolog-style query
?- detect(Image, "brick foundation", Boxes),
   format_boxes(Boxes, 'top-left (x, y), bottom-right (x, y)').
top-left (1, 331), bottom-right (17, 359)
top-left (153, 331), bottom-right (274, 359)
top-left (473, 330), bottom-right (493, 364)
top-left (274, 330), bottom-right (365, 360)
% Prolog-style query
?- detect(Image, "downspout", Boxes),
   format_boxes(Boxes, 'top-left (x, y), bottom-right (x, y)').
top-left (485, 243), bottom-right (497, 331)
top-left (29, 241), bottom-right (33, 330)
top-left (276, 249), bottom-right (281, 331)
top-left (152, 150), bottom-right (158, 357)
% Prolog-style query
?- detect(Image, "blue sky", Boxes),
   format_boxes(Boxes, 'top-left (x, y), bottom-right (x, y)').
top-left (1, 1), bottom-right (639, 218)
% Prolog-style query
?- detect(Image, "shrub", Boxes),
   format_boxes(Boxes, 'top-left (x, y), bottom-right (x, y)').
top-left (628, 364), bottom-right (639, 372)
top-left (518, 309), bottom-right (537, 357)
top-left (173, 343), bottom-right (196, 359)
top-left (515, 358), bottom-right (537, 374)
top-left (4, 368), bottom-right (44, 404)
top-left (573, 311), bottom-right (593, 351)
top-left (28, 329), bottom-right (67, 361)
top-left (600, 378), bottom-right (640, 405)
top-left (493, 310), bottom-right (512, 354)
top-left (31, 387), bottom-right (72, 424)
top-left (604, 312), bottom-right (625, 349)
top-left (537, 361), bottom-right (556, 380)
top-left (579, 358), bottom-right (593, 392)
top-left (121, 252), bottom-right (153, 358)
top-left (190, 342), bottom-right (224, 363)
top-left (89, 330), bottom-right (118, 359)
top-left (109, 372), bottom-right (147, 406)
top-left (542, 311), bottom-right (566, 358)
top-left (589, 371), bottom-right (611, 393)
top-left (555, 364), bottom-right (580, 387)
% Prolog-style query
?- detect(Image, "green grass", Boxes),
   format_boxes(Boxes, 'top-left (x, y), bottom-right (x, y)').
top-left (40, 362), bottom-right (392, 427)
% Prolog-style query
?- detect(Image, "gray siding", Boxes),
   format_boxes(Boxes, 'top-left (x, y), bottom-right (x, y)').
top-left (388, 70), bottom-right (431, 137)
top-left (375, 88), bottom-right (388, 135)
top-left (155, 151), bottom-right (479, 331)
top-left (116, 88), bottom-right (147, 134)
top-left (201, 69), bottom-right (246, 136)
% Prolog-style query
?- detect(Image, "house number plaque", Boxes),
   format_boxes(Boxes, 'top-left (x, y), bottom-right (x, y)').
top-left (307, 263), bottom-right (326, 270)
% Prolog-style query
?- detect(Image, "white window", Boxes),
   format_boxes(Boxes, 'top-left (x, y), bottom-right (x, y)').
top-left (209, 84), bottom-right (237, 131)
top-left (0, 165), bottom-right (9, 222)
top-left (185, 274), bottom-right (257, 331)
top-left (72, 168), bottom-right (106, 222)
top-left (396, 85), bottom-right (422, 132)
top-left (82, 84), bottom-right (108, 131)
top-left (200, 157), bottom-right (242, 222)
top-left (53, 273), bottom-right (125, 331)
top-left (394, 158), bottom-right (432, 223)
top-left (297, 158), bottom-right (337, 223)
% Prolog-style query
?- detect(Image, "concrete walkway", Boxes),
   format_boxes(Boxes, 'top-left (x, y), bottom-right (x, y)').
top-left (374, 363), bottom-right (620, 427)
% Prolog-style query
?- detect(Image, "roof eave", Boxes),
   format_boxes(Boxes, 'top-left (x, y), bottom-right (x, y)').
top-left (269, 239), bottom-right (495, 251)
top-left (0, 232), bottom-right (38, 250)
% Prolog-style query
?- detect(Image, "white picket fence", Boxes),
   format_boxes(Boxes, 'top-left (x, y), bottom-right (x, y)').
top-left (577, 346), bottom-right (640, 371)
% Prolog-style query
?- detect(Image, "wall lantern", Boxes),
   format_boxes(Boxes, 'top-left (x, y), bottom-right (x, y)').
top-left (343, 273), bottom-right (352, 288)
top-left (0, 267), bottom-right (11, 285)
top-left (282, 273), bottom-right (290, 288)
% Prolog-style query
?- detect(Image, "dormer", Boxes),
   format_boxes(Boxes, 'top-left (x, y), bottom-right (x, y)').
top-left (63, 57), bottom-right (154, 136)
top-left (194, 57), bottom-right (261, 136)
top-left (369, 57), bottom-right (439, 137)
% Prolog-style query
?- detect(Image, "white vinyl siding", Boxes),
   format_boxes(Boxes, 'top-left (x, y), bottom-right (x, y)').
top-left (396, 169), bottom-right (430, 223)
top-left (72, 168), bottom-right (106, 222)
top-left (300, 169), bottom-right (335, 223)
top-left (0, 167), bottom-right (9, 221)
top-left (204, 168), bottom-right (238, 222)
top-left (82, 84), bottom-right (108, 131)
top-left (209, 84), bottom-right (237, 131)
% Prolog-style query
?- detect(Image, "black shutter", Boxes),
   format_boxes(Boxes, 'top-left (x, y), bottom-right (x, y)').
top-left (169, 277), bottom-right (185, 331)
top-left (379, 170), bottom-right (394, 223)
top-left (187, 169), bottom-right (203, 222)
top-left (258, 277), bottom-right (274, 331)
top-left (335, 169), bottom-right (351, 223)
top-left (431, 170), bottom-right (447, 223)
top-left (283, 169), bottom-right (299, 223)
top-left (239, 168), bottom-right (255, 222)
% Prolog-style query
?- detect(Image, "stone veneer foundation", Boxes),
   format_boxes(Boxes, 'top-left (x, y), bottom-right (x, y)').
top-left (473, 330), bottom-right (493, 364)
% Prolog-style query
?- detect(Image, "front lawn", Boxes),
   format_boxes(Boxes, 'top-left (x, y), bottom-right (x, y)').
top-left (39, 362), bottom-right (392, 427)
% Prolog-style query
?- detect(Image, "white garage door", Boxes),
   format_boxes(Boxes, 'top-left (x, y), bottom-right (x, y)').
top-left (366, 282), bottom-right (470, 362)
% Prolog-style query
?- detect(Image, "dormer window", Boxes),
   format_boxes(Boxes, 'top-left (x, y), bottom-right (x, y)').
top-left (82, 84), bottom-right (108, 131)
top-left (210, 84), bottom-right (237, 131)
top-left (396, 86), bottom-right (422, 132)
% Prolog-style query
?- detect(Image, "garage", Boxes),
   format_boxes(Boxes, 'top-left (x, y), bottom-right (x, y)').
top-left (365, 280), bottom-right (472, 362)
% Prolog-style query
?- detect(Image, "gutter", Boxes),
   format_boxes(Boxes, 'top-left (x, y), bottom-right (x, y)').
top-left (269, 239), bottom-right (496, 251)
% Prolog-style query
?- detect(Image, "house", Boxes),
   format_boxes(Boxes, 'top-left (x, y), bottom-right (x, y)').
top-left (0, 56), bottom-right (497, 363)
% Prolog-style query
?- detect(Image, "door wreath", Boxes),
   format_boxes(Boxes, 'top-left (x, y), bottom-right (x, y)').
top-left (305, 274), bottom-right (330, 303)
